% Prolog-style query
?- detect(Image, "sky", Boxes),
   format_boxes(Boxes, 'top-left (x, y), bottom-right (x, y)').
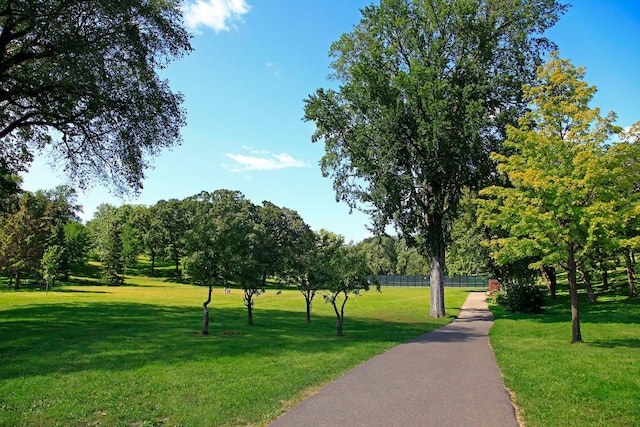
top-left (20, 0), bottom-right (640, 243)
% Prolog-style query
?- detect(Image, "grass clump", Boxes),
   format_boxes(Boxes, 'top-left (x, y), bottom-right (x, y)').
top-left (0, 280), bottom-right (468, 426)
top-left (489, 293), bottom-right (640, 427)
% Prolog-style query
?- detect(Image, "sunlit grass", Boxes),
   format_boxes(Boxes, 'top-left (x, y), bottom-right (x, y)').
top-left (489, 293), bottom-right (640, 427)
top-left (0, 281), bottom-right (469, 426)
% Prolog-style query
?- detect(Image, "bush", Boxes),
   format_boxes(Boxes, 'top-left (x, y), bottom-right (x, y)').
top-left (494, 278), bottom-right (547, 313)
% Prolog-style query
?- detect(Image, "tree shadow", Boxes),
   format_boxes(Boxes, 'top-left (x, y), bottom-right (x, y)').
top-left (588, 338), bottom-right (640, 349)
top-left (0, 301), bottom-right (446, 381)
top-left (492, 292), bottom-right (640, 325)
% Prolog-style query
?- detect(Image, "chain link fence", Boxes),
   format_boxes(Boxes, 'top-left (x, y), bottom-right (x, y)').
top-left (373, 275), bottom-right (488, 288)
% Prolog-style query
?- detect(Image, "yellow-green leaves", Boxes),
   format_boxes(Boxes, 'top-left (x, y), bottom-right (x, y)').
top-left (477, 54), bottom-right (639, 270)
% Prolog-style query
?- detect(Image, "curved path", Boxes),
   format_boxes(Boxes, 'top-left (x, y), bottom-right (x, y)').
top-left (269, 291), bottom-right (519, 427)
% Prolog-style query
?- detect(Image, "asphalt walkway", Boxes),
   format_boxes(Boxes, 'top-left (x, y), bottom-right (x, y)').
top-left (269, 291), bottom-right (519, 427)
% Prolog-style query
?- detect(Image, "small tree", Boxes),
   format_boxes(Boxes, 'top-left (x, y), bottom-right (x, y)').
top-left (323, 247), bottom-right (377, 336)
top-left (288, 230), bottom-right (344, 323)
top-left (101, 221), bottom-right (125, 286)
top-left (41, 245), bottom-right (64, 293)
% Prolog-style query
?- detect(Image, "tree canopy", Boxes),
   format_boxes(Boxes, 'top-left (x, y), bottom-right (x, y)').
top-left (0, 0), bottom-right (192, 194)
top-left (477, 53), bottom-right (640, 342)
top-left (304, 0), bottom-right (567, 317)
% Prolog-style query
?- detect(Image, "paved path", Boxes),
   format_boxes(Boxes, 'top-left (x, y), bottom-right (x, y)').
top-left (269, 291), bottom-right (519, 427)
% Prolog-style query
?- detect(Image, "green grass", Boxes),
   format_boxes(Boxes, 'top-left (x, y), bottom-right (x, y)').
top-left (489, 292), bottom-right (640, 427)
top-left (0, 278), bottom-right (469, 427)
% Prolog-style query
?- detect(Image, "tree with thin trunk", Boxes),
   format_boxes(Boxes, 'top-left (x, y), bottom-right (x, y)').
top-left (304, 0), bottom-right (566, 317)
top-left (323, 246), bottom-right (377, 336)
top-left (288, 230), bottom-right (344, 323)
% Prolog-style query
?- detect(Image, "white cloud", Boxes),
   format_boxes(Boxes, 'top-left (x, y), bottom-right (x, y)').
top-left (183, 0), bottom-right (250, 33)
top-left (223, 151), bottom-right (307, 172)
top-left (266, 62), bottom-right (281, 76)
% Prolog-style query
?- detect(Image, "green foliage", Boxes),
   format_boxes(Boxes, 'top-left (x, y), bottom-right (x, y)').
top-left (0, 0), bottom-right (191, 193)
top-left (494, 279), bottom-right (547, 314)
top-left (323, 246), bottom-right (378, 336)
top-left (477, 53), bottom-right (640, 341)
top-left (41, 245), bottom-right (64, 291)
top-left (446, 191), bottom-right (494, 276)
top-left (101, 222), bottom-right (125, 286)
top-left (304, 0), bottom-right (566, 317)
top-left (63, 221), bottom-right (91, 268)
top-left (354, 236), bottom-right (397, 275)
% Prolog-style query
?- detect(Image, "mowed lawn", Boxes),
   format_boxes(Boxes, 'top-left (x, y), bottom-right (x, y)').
top-left (489, 293), bottom-right (640, 427)
top-left (0, 278), bottom-right (469, 427)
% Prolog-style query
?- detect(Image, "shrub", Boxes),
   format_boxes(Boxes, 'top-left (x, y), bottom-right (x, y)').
top-left (494, 278), bottom-right (547, 313)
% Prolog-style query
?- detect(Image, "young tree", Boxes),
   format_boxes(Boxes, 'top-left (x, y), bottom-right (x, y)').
top-left (287, 230), bottom-right (345, 323)
top-left (101, 220), bottom-right (125, 286)
top-left (477, 54), bottom-right (630, 343)
top-left (41, 245), bottom-right (64, 293)
top-left (323, 246), bottom-right (377, 336)
top-left (0, 0), bottom-right (191, 194)
top-left (304, 0), bottom-right (566, 317)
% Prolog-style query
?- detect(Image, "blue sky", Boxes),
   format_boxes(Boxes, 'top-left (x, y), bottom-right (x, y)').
top-left (21, 0), bottom-right (640, 243)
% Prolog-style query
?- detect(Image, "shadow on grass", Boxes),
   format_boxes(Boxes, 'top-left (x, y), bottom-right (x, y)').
top-left (493, 293), bottom-right (640, 324)
top-left (0, 301), bottom-right (440, 381)
top-left (589, 338), bottom-right (640, 349)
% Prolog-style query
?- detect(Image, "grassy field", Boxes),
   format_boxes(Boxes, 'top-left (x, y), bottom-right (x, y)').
top-left (489, 292), bottom-right (640, 427)
top-left (0, 276), bottom-right (469, 427)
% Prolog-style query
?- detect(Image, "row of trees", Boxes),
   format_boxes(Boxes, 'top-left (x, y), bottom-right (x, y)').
top-left (475, 54), bottom-right (640, 342)
top-left (87, 190), bottom-right (377, 334)
top-left (0, 187), bottom-right (377, 335)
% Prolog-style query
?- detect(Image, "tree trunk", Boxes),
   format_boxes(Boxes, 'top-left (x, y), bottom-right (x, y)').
top-left (624, 251), bottom-right (638, 297)
top-left (150, 250), bottom-right (156, 277)
top-left (247, 297), bottom-right (253, 325)
top-left (305, 297), bottom-right (312, 323)
top-left (578, 268), bottom-right (597, 303)
top-left (540, 265), bottom-right (557, 300)
top-left (202, 285), bottom-right (212, 335)
top-left (174, 250), bottom-right (180, 276)
top-left (568, 244), bottom-right (582, 343)
top-left (331, 291), bottom-right (347, 336)
top-left (339, 293), bottom-right (348, 336)
top-left (14, 272), bottom-right (20, 290)
top-left (601, 268), bottom-right (609, 291)
top-left (429, 233), bottom-right (446, 318)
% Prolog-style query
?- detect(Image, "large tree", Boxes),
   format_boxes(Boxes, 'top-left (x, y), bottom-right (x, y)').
top-left (0, 0), bottom-right (191, 194)
top-left (304, 0), bottom-right (566, 317)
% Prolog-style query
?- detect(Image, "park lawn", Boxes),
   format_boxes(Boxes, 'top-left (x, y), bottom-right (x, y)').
top-left (489, 292), bottom-right (640, 427)
top-left (0, 280), bottom-right (469, 427)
